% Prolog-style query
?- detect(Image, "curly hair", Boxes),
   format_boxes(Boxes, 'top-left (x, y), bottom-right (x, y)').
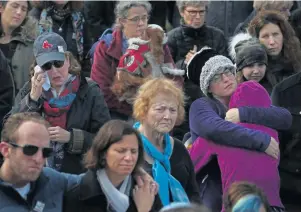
top-left (133, 78), bottom-right (185, 126)
top-left (248, 10), bottom-right (301, 72)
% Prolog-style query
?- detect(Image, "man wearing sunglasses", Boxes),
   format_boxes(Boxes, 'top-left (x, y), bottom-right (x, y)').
top-left (0, 112), bottom-right (81, 212)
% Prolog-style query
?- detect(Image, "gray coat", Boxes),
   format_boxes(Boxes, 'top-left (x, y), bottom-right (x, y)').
top-left (0, 167), bottom-right (81, 212)
top-left (10, 17), bottom-right (37, 94)
top-left (205, 1), bottom-right (253, 38)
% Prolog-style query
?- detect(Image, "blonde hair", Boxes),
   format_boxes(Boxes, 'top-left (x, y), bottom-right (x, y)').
top-left (253, 0), bottom-right (293, 11)
top-left (133, 78), bottom-right (185, 126)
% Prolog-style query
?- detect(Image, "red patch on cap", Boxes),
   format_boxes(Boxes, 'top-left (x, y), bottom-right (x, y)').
top-left (42, 40), bottom-right (53, 49)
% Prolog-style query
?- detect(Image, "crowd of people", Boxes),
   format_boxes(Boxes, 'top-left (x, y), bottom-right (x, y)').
top-left (0, 0), bottom-right (301, 212)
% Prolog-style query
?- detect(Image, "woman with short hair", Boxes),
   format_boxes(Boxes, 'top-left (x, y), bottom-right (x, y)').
top-left (91, 1), bottom-right (181, 121)
top-left (133, 78), bottom-right (200, 206)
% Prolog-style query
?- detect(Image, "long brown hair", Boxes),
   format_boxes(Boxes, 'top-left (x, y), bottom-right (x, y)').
top-left (248, 10), bottom-right (301, 72)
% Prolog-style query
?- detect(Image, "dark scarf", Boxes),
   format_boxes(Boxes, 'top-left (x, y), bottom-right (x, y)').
top-left (38, 3), bottom-right (84, 60)
top-left (44, 75), bottom-right (80, 171)
top-left (181, 22), bottom-right (206, 39)
top-left (266, 56), bottom-right (296, 87)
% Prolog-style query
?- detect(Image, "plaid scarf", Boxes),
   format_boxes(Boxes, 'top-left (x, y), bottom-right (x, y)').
top-left (43, 75), bottom-right (80, 171)
top-left (38, 5), bottom-right (84, 61)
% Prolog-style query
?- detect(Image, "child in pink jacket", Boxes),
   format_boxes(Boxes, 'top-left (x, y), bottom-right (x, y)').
top-left (189, 81), bottom-right (283, 211)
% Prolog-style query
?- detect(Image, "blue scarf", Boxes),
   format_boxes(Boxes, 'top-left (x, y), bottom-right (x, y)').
top-left (133, 122), bottom-right (189, 206)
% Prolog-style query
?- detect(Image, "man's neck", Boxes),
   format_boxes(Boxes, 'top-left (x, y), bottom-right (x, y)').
top-left (0, 163), bottom-right (28, 188)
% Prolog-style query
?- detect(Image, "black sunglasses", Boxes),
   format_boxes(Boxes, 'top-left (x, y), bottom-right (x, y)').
top-left (41, 60), bottom-right (64, 71)
top-left (9, 142), bottom-right (53, 158)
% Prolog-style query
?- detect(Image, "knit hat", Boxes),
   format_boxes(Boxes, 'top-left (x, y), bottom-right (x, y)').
top-left (229, 33), bottom-right (268, 72)
top-left (195, 49), bottom-right (236, 96)
top-left (229, 80), bottom-right (271, 109)
top-left (186, 46), bottom-right (219, 86)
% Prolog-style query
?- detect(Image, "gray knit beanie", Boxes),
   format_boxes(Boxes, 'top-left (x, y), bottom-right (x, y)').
top-left (200, 55), bottom-right (236, 96)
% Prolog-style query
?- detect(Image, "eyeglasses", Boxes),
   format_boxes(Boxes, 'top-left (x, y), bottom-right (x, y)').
top-left (9, 142), bottom-right (53, 158)
top-left (211, 70), bottom-right (235, 83)
top-left (41, 61), bottom-right (65, 71)
top-left (126, 15), bottom-right (149, 24)
top-left (185, 9), bottom-right (206, 17)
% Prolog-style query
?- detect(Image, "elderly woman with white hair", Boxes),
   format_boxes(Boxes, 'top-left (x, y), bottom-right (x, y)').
top-left (91, 1), bottom-right (182, 121)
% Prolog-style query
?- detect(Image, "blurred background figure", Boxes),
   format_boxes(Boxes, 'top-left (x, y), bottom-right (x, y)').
top-left (29, 1), bottom-right (91, 77)
top-left (223, 182), bottom-right (270, 212)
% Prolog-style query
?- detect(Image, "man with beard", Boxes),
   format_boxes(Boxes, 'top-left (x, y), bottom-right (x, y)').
top-left (0, 112), bottom-right (80, 212)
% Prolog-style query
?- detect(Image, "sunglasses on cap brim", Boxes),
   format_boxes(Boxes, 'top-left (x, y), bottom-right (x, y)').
top-left (9, 142), bottom-right (53, 158)
top-left (41, 60), bottom-right (65, 71)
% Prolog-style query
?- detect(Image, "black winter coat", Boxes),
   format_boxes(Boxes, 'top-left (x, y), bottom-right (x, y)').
top-left (167, 24), bottom-right (226, 139)
top-left (0, 50), bottom-right (14, 136)
top-left (205, 1), bottom-right (253, 38)
top-left (167, 24), bottom-right (227, 71)
top-left (63, 170), bottom-right (162, 212)
top-left (271, 72), bottom-right (301, 196)
top-left (8, 76), bottom-right (111, 174)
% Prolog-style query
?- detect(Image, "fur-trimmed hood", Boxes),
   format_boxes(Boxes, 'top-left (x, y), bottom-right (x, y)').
top-left (228, 32), bottom-right (252, 61)
top-left (13, 16), bottom-right (38, 43)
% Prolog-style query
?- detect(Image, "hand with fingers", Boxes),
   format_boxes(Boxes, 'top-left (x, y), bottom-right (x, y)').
top-left (133, 176), bottom-right (157, 212)
top-left (265, 137), bottom-right (280, 160)
top-left (48, 126), bottom-right (71, 143)
top-left (184, 45), bottom-right (197, 64)
top-left (30, 65), bottom-right (46, 101)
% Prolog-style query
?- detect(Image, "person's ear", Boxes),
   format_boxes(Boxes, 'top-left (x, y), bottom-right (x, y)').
top-left (0, 142), bottom-right (10, 159)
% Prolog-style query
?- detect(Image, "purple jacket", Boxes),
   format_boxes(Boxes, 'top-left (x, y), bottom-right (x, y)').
top-left (189, 81), bottom-right (284, 209)
top-left (189, 89), bottom-right (292, 151)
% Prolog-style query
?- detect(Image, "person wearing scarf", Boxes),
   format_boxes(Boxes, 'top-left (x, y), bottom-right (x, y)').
top-left (29, 1), bottom-right (91, 77)
top-left (63, 120), bottom-right (162, 212)
top-left (7, 32), bottom-right (111, 174)
top-left (167, 0), bottom-right (227, 141)
top-left (132, 78), bottom-right (201, 206)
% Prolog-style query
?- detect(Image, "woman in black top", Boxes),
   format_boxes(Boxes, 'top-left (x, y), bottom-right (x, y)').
top-left (133, 78), bottom-right (200, 206)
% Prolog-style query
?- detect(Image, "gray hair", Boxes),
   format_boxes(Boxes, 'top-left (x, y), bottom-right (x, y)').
top-left (114, 1), bottom-right (152, 27)
top-left (176, 1), bottom-right (208, 13)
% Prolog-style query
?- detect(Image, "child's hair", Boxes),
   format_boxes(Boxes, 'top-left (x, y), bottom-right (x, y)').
top-left (159, 203), bottom-right (211, 212)
top-left (223, 181), bottom-right (270, 212)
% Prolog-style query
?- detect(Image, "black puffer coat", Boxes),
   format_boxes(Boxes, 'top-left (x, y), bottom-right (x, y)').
top-left (167, 24), bottom-right (227, 70)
